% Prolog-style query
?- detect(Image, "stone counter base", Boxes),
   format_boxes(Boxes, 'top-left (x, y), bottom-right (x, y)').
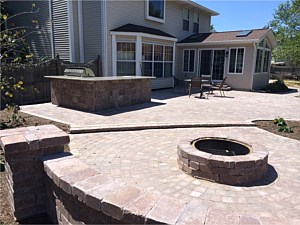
top-left (49, 77), bottom-right (152, 112)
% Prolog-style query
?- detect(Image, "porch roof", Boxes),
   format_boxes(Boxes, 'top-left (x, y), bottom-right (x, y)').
top-left (177, 29), bottom-right (276, 47)
top-left (111, 23), bottom-right (176, 38)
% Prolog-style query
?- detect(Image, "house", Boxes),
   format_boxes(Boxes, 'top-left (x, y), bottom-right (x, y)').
top-left (7, 0), bottom-right (276, 90)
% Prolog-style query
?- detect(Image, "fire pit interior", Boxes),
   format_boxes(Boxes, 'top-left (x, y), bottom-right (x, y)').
top-left (177, 137), bottom-right (269, 185)
top-left (193, 139), bottom-right (250, 156)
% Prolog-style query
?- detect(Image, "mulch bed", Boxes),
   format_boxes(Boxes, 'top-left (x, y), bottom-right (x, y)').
top-left (0, 110), bottom-right (299, 224)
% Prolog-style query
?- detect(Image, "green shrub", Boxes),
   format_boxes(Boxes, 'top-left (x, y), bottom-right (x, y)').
top-left (274, 117), bottom-right (293, 133)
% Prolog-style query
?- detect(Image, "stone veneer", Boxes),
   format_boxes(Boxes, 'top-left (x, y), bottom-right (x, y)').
top-left (177, 138), bottom-right (269, 185)
top-left (47, 76), bottom-right (152, 112)
top-left (0, 125), bottom-right (69, 220)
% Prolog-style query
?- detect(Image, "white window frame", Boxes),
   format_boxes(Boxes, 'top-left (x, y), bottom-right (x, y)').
top-left (116, 41), bottom-right (136, 76)
top-left (142, 42), bottom-right (173, 78)
top-left (145, 0), bottom-right (166, 23)
top-left (228, 47), bottom-right (245, 74)
top-left (183, 49), bottom-right (196, 73)
top-left (255, 39), bottom-right (271, 74)
top-left (193, 12), bottom-right (199, 33)
top-left (183, 8), bottom-right (190, 31)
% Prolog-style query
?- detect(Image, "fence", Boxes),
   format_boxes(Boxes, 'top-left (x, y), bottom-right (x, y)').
top-left (1, 55), bottom-right (102, 108)
top-left (270, 66), bottom-right (300, 80)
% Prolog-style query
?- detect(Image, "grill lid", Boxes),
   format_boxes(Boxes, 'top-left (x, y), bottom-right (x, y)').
top-left (64, 67), bottom-right (95, 77)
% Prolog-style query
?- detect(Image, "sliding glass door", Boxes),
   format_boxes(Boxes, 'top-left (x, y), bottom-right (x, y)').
top-left (199, 49), bottom-right (225, 81)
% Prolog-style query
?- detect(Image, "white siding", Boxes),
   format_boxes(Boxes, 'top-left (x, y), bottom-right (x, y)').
top-left (7, 1), bottom-right (53, 60)
top-left (106, 1), bottom-right (212, 76)
top-left (52, 0), bottom-right (70, 61)
top-left (176, 43), bottom-right (255, 91)
top-left (82, 0), bottom-right (102, 62)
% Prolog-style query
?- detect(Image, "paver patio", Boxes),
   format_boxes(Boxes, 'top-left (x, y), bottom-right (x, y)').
top-left (21, 88), bottom-right (300, 223)
top-left (21, 89), bottom-right (300, 133)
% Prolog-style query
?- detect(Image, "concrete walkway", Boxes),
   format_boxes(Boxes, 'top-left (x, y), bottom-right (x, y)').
top-left (21, 88), bottom-right (300, 223)
top-left (21, 89), bottom-right (300, 133)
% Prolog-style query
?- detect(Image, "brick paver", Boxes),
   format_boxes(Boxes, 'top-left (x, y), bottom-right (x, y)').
top-left (20, 88), bottom-right (300, 222)
top-left (21, 89), bottom-right (300, 131)
top-left (69, 127), bottom-right (300, 220)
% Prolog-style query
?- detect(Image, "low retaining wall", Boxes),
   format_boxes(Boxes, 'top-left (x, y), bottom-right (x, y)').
top-left (0, 125), bottom-right (69, 220)
top-left (0, 125), bottom-right (188, 224)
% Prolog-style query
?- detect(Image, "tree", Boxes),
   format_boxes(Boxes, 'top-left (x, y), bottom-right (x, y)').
top-left (210, 24), bottom-right (216, 32)
top-left (0, 1), bottom-right (39, 127)
top-left (269, 0), bottom-right (300, 66)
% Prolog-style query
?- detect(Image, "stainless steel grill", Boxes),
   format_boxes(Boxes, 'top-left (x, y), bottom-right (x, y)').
top-left (64, 67), bottom-right (95, 77)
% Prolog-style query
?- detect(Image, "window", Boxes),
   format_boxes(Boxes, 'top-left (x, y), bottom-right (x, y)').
top-left (228, 48), bottom-right (245, 74)
top-left (117, 42), bottom-right (136, 76)
top-left (263, 50), bottom-right (270, 72)
top-left (183, 8), bottom-right (189, 31)
top-left (142, 43), bottom-right (173, 78)
top-left (146, 0), bottom-right (165, 23)
top-left (255, 39), bottom-right (271, 73)
top-left (193, 12), bottom-right (199, 33)
top-left (183, 49), bottom-right (195, 72)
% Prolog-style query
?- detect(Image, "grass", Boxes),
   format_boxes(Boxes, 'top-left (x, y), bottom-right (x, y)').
top-left (284, 79), bottom-right (300, 88)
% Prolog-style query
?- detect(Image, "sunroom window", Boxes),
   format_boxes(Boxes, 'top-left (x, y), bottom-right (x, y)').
top-left (117, 42), bottom-right (136, 76)
top-left (228, 48), bottom-right (245, 74)
top-left (142, 43), bottom-right (173, 78)
top-left (147, 0), bottom-right (165, 23)
top-left (183, 49), bottom-right (195, 72)
top-left (255, 39), bottom-right (271, 73)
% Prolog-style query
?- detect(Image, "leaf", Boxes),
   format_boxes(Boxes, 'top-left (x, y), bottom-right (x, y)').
top-left (3, 15), bottom-right (7, 20)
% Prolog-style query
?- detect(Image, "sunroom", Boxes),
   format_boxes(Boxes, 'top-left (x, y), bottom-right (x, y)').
top-left (110, 24), bottom-right (177, 89)
top-left (176, 29), bottom-right (276, 90)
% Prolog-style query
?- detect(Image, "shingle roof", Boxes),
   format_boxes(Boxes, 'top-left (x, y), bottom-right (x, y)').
top-left (178, 29), bottom-right (271, 44)
top-left (111, 24), bottom-right (176, 38)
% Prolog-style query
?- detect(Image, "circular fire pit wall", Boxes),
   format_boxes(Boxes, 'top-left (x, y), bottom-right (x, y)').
top-left (177, 137), bottom-right (269, 185)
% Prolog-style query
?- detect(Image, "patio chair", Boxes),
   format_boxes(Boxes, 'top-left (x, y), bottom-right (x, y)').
top-left (188, 77), bottom-right (202, 98)
top-left (212, 77), bottom-right (230, 97)
top-left (200, 75), bottom-right (213, 98)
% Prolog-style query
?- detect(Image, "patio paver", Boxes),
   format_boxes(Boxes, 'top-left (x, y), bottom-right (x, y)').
top-left (20, 88), bottom-right (300, 223)
top-left (21, 89), bottom-right (300, 132)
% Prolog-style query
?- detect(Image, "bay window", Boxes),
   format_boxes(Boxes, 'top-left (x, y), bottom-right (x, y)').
top-left (117, 42), bottom-right (136, 76)
top-left (142, 43), bottom-right (173, 78)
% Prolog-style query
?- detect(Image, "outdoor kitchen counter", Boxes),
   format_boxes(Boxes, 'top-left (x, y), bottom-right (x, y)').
top-left (46, 76), bottom-right (153, 112)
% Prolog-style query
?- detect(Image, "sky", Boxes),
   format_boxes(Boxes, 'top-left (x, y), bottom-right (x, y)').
top-left (196, 0), bottom-right (286, 31)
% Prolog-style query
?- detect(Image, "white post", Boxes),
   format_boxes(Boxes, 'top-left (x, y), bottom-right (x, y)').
top-left (112, 34), bottom-right (117, 76)
top-left (78, 0), bottom-right (84, 63)
top-left (136, 36), bottom-right (142, 76)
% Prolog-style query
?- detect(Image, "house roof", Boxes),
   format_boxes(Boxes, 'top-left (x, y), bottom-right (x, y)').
top-left (111, 24), bottom-right (176, 38)
top-left (178, 29), bottom-right (277, 47)
top-left (179, 0), bottom-right (219, 16)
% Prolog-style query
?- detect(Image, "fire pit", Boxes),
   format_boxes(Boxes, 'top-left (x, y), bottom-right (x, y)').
top-left (177, 137), bottom-right (269, 185)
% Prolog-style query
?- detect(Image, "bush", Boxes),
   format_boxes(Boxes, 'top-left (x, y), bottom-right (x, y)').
top-left (268, 79), bottom-right (289, 93)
